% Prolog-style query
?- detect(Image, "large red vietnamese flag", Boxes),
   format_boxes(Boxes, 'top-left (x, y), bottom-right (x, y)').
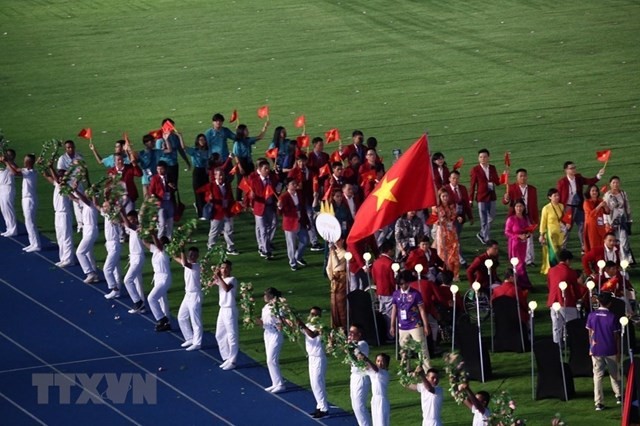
top-left (347, 134), bottom-right (437, 244)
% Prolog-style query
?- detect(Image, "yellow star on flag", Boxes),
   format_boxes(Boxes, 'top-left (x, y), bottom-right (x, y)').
top-left (372, 176), bottom-right (398, 211)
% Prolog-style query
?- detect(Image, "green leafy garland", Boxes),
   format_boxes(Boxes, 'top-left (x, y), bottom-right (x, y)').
top-left (324, 328), bottom-right (367, 370)
top-left (138, 197), bottom-right (160, 240)
top-left (58, 160), bottom-right (89, 196)
top-left (35, 139), bottom-right (61, 173)
top-left (239, 282), bottom-right (256, 329)
top-left (443, 351), bottom-right (469, 405)
top-left (271, 297), bottom-right (300, 342)
top-left (200, 244), bottom-right (227, 294)
top-left (396, 337), bottom-right (426, 386)
top-left (165, 219), bottom-right (198, 258)
top-left (102, 174), bottom-right (126, 221)
top-left (489, 391), bottom-right (526, 425)
top-left (0, 131), bottom-right (9, 156)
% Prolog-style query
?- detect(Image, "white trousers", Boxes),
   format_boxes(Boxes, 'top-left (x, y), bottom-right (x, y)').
top-left (22, 197), bottom-right (40, 248)
top-left (550, 307), bottom-right (579, 344)
top-left (350, 373), bottom-right (372, 426)
top-left (73, 201), bottom-right (83, 230)
top-left (148, 273), bottom-right (171, 321)
top-left (309, 355), bottom-right (329, 412)
top-left (103, 241), bottom-right (122, 289)
top-left (178, 292), bottom-right (203, 346)
top-left (0, 186), bottom-right (17, 235)
top-left (124, 254), bottom-right (145, 304)
top-left (76, 225), bottom-right (98, 275)
top-left (264, 330), bottom-right (284, 388)
top-left (216, 307), bottom-right (239, 363)
top-left (55, 212), bottom-right (74, 264)
top-left (371, 395), bottom-right (390, 426)
top-left (285, 228), bottom-right (309, 267)
top-left (254, 206), bottom-right (277, 253)
top-left (208, 217), bottom-right (235, 251)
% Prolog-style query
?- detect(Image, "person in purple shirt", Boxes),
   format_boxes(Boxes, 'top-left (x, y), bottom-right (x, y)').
top-left (586, 291), bottom-right (621, 411)
top-left (390, 270), bottom-right (431, 369)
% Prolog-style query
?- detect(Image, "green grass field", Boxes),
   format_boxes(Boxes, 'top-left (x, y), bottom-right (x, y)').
top-left (2, 0), bottom-right (640, 424)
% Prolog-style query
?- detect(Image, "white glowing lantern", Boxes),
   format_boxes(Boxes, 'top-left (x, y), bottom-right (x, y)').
top-left (528, 301), bottom-right (538, 312)
top-left (472, 281), bottom-right (481, 292)
top-left (620, 316), bottom-right (629, 327)
top-left (484, 259), bottom-right (494, 269)
top-left (414, 264), bottom-right (424, 274)
top-left (586, 280), bottom-right (596, 291)
top-left (552, 302), bottom-right (562, 312)
top-left (597, 260), bottom-right (606, 271)
top-left (391, 263), bottom-right (400, 273)
top-left (510, 257), bottom-right (519, 266)
top-left (363, 252), bottom-right (372, 263)
top-left (558, 281), bottom-right (568, 292)
top-left (344, 251), bottom-right (353, 261)
top-left (450, 284), bottom-right (459, 295)
top-left (621, 260), bottom-right (630, 271)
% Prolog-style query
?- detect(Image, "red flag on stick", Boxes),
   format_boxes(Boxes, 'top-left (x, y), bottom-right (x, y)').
top-left (296, 135), bottom-right (310, 148)
top-left (265, 184), bottom-right (275, 199)
top-left (230, 201), bottom-right (244, 216)
top-left (347, 134), bottom-right (437, 244)
top-left (229, 109), bottom-right (238, 123)
top-left (426, 209), bottom-right (439, 226)
top-left (360, 170), bottom-right (376, 183)
top-left (229, 164), bottom-right (239, 176)
top-left (600, 184), bottom-right (608, 193)
top-left (499, 171), bottom-right (509, 185)
top-left (294, 115), bottom-right (305, 128)
top-left (238, 178), bottom-right (252, 194)
top-left (523, 224), bottom-right (538, 234)
top-left (265, 148), bottom-right (278, 160)
top-left (330, 150), bottom-right (342, 163)
top-left (324, 128), bottom-right (341, 144)
top-left (561, 210), bottom-right (572, 226)
top-left (78, 128), bottom-right (92, 140)
top-left (161, 121), bottom-right (175, 134)
top-left (504, 151), bottom-right (511, 167)
top-left (257, 105), bottom-right (270, 119)
top-left (318, 164), bottom-right (330, 178)
top-left (452, 158), bottom-right (464, 171)
top-left (149, 129), bottom-right (162, 140)
top-left (596, 149), bottom-right (611, 163)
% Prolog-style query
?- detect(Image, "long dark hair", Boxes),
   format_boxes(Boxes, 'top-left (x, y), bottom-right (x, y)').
top-left (264, 287), bottom-right (282, 300)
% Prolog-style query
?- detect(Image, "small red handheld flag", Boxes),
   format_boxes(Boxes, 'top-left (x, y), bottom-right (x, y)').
top-left (504, 151), bottom-right (511, 167)
top-left (229, 164), bottom-right (239, 176)
top-left (264, 184), bottom-right (275, 199)
top-left (229, 109), bottom-right (238, 123)
top-left (78, 128), bottom-right (92, 140)
top-left (238, 178), bottom-right (252, 194)
top-left (360, 170), bottom-right (377, 183)
top-left (600, 184), bottom-right (608, 193)
top-left (294, 115), bottom-right (306, 128)
top-left (523, 224), bottom-right (538, 234)
top-left (296, 135), bottom-right (310, 148)
top-left (499, 171), bottom-right (509, 185)
top-left (161, 121), bottom-right (175, 134)
top-left (257, 106), bottom-right (270, 119)
top-left (561, 210), bottom-right (572, 226)
top-left (265, 148), bottom-right (278, 160)
top-left (318, 164), bottom-right (331, 178)
top-left (330, 150), bottom-right (342, 163)
top-left (596, 149), bottom-right (611, 163)
top-left (149, 129), bottom-right (162, 140)
top-left (230, 201), bottom-right (244, 216)
top-left (452, 158), bottom-right (464, 171)
top-left (324, 128), bottom-right (341, 144)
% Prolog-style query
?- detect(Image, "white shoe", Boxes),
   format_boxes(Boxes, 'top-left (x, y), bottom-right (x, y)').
top-left (83, 273), bottom-right (99, 284)
top-left (22, 245), bottom-right (32, 251)
top-left (181, 341), bottom-right (193, 348)
top-left (221, 362), bottom-right (236, 370)
top-left (104, 290), bottom-right (120, 299)
top-left (264, 385), bottom-right (275, 392)
top-left (25, 246), bottom-right (41, 253)
top-left (270, 385), bottom-right (285, 394)
top-left (57, 261), bottom-right (73, 267)
top-left (186, 344), bottom-right (201, 352)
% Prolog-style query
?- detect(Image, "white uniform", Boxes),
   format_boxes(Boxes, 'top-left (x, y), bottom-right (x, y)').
top-left (350, 340), bottom-right (372, 426)
top-left (76, 200), bottom-right (98, 275)
top-left (215, 276), bottom-right (239, 364)
top-left (102, 214), bottom-right (122, 290)
top-left (147, 244), bottom-right (172, 321)
top-left (124, 227), bottom-right (146, 304)
top-left (262, 303), bottom-right (284, 388)
top-left (21, 169), bottom-right (40, 249)
top-left (177, 262), bottom-right (203, 346)
top-left (367, 369), bottom-right (390, 426)
top-left (305, 322), bottom-right (329, 413)
top-left (53, 183), bottom-right (74, 264)
top-left (472, 406), bottom-right (490, 426)
top-left (417, 384), bottom-right (443, 426)
top-left (57, 152), bottom-right (84, 231)
top-left (0, 167), bottom-right (17, 236)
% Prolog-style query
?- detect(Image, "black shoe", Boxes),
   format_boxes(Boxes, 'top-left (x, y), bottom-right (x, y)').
top-left (155, 322), bottom-right (172, 332)
top-left (266, 252), bottom-right (274, 260)
top-left (226, 249), bottom-right (240, 256)
top-left (617, 396), bottom-right (622, 405)
top-left (291, 266), bottom-right (297, 271)
top-left (313, 410), bottom-right (328, 419)
top-left (128, 301), bottom-right (144, 314)
top-left (259, 250), bottom-right (268, 258)
top-left (296, 258), bottom-right (307, 267)
top-left (310, 409), bottom-right (320, 417)
top-left (595, 404), bottom-right (605, 411)
top-left (310, 244), bottom-right (323, 252)
top-left (476, 233), bottom-right (486, 244)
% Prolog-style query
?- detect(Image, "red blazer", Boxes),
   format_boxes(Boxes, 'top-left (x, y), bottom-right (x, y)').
top-left (248, 172), bottom-right (279, 216)
top-left (278, 190), bottom-right (309, 232)
top-left (307, 150), bottom-right (330, 174)
top-left (433, 165), bottom-right (450, 190)
top-left (208, 182), bottom-right (234, 220)
top-left (340, 143), bottom-right (365, 162)
top-left (444, 183), bottom-right (473, 223)
top-left (405, 247), bottom-right (445, 273)
top-left (466, 253), bottom-right (499, 289)
top-left (547, 262), bottom-right (586, 308)
top-left (470, 164), bottom-right (500, 202)
top-left (109, 163), bottom-right (143, 202)
top-left (502, 183), bottom-right (539, 224)
top-left (148, 174), bottom-right (175, 204)
top-left (371, 254), bottom-right (395, 297)
top-left (556, 174), bottom-right (599, 208)
top-left (288, 166), bottom-right (316, 207)
top-left (492, 281), bottom-right (529, 323)
top-left (582, 245), bottom-right (620, 275)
